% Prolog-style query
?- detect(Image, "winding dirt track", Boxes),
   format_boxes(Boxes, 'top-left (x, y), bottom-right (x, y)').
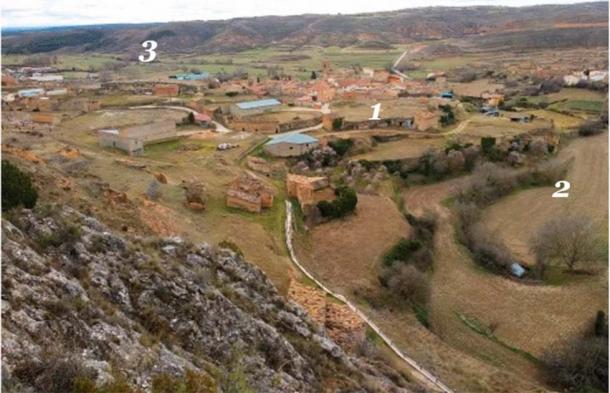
top-left (402, 134), bottom-right (608, 388)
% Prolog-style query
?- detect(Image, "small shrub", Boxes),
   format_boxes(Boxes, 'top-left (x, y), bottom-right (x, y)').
top-left (543, 336), bottom-right (608, 392)
top-left (332, 117), bottom-right (343, 131)
top-left (578, 120), bottom-right (606, 136)
top-left (218, 240), bottom-right (243, 257)
top-left (2, 160), bottom-right (38, 211)
top-left (382, 238), bottom-right (422, 266)
top-left (13, 356), bottom-right (97, 393)
top-left (328, 139), bottom-right (353, 156)
top-left (317, 186), bottom-right (357, 219)
top-left (381, 264), bottom-right (430, 306)
top-left (480, 137), bottom-right (496, 154)
top-left (439, 105), bottom-right (455, 126)
top-left (36, 224), bottom-right (81, 250)
top-left (595, 311), bottom-right (608, 338)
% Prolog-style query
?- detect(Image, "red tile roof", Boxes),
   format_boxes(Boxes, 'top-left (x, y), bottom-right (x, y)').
top-left (194, 113), bottom-right (211, 122)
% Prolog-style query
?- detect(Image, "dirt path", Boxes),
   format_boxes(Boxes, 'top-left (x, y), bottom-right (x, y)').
top-left (285, 201), bottom-right (452, 393)
top-left (402, 135), bottom-right (608, 389)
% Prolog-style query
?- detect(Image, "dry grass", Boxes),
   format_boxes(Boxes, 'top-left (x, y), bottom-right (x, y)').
top-left (294, 194), bottom-right (411, 294)
top-left (480, 133), bottom-right (608, 265)
top-left (449, 79), bottom-right (504, 98)
top-left (526, 109), bottom-right (585, 130)
top-left (459, 114), bottom-right (553, 138)
top-left (396, 134), bottom-right (608, 391)
top-left (353, 136), bottom-right (446, 161)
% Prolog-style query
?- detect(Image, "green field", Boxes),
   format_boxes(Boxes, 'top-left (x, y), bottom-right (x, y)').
top-left (4, 46), bottom-right (405, 81)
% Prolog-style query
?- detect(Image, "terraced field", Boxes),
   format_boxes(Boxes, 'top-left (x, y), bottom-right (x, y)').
top-left (481, 132), bottom-right (608, 265)
top-left (401, 134), bottom-right (608, 389)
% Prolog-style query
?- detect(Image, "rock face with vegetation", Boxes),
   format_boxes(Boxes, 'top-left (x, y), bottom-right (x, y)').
top-left (1, 205), bottom-right (412, 392)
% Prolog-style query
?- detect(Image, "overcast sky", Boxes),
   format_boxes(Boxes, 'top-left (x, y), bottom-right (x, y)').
top-left (1, 0), bottom-right (599, 28)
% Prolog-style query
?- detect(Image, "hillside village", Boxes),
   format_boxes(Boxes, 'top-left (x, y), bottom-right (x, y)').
top-left (1, 4), bottom-right (609, 392)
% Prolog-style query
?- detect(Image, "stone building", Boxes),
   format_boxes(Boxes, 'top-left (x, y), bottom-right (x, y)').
top-left (286, 174), bottom-right (333, 207)
top-left (154, 84), bottom-right (180, 97)
top-left (97, 120), bottom-right (177, 156)
top-left (226, 173), bottom-right (275, 213)
top-left (264, 134), bottom-right (319, 157)
top-left (414, 110), bottom-right (439, 131)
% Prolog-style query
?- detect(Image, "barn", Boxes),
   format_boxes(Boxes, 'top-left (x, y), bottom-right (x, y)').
top-left (264, 134), bottom-right (319, 157)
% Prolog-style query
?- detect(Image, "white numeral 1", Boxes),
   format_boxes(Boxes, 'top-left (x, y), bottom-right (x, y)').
top-left (369, 103), bottom-right (381, 120)
top-left (139, 40), bottom-right (158, 63)
top-left (552, 180), bottom-right (570, 198)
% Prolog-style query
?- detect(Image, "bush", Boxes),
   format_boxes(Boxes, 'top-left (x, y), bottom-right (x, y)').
top-left (382, 238), bottom-right (421, 266)
top-left (439, 105), bottom-right (455, 126)
top-left (36, 224), bottom-right (81, 250)
top-left (152, 370), bottom-right (216, 393)
top-left (332, 117), bottom-right (343, 131)
top-left (595, 311), bottom-right (608, 338)
top-left (480, 137), bottom-right (496, 153)
top-left (218, 240), bottom-right (243, 257)
top-left (13, 356), bottom-right (97, 393)
top-left (328, 139), bottom-right (353, 156)
top-left (317, 186), bottom-right (357, 219)
top-left (2, 160), bottom-right (38, 211)
top-left (543, 336), bottom-right (608, 392)
top-left (381, 264), bottom-right (430, 306)
top-left (578, 120), bottom-right (606, 136)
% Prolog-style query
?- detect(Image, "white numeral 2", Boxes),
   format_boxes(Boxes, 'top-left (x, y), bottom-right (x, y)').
top-left (552, 180), bottom-right (570, 198)
top-left (369, 103), bottom-right (381, 120)
top-left (139, 40), bottom-right (158, 63)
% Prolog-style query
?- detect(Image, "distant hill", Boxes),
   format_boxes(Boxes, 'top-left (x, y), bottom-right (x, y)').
top-left (2, 2), bottom-right (608, 54)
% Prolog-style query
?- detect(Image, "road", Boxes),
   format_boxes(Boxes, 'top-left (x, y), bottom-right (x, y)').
top-left (129, 105), bottom-right (231, 133)
top-left (284, 201), bottom-right (454, 393)
top-left (129, 104), bottom-right (326, 136)
top-left (391, 49), bottom-right (411, 80)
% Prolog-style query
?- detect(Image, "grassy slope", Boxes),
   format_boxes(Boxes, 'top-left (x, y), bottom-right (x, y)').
top-left (400, 134), bottom-right (608, 391)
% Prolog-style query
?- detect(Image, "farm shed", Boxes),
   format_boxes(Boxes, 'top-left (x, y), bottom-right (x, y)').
top-left (97, 120), bottom-right (177, 156)
top-left (18, 88), bottom-right (45, 98)
top-left (264, 134), bottom-right (319, 157)
top-left (98, 128), bottom-right (144, 156)
top-left (231, 98), bottom-right (281, 117)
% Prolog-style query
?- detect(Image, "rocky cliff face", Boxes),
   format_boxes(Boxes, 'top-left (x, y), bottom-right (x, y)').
top-left (1, 205), bottom-right (413, 392)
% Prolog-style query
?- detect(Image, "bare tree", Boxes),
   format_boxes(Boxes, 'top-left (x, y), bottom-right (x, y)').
top-left (382, 264), bottom-right (430, 306)
top-left (531, 215), bottom-right (600, 271)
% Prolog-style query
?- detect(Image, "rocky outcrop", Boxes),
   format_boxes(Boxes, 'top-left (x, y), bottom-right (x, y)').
top-left (1, 205), bottom-right (413, 392)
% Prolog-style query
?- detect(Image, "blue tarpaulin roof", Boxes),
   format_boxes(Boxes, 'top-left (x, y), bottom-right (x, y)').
top-left (174, 72), bottom-right (209, 80)
top-left (510, 263), bottom-right (526, 278)
top-left (236, 98), bottom-right (281, 110)
top-left (266, 133), bottom-right (319, 146)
